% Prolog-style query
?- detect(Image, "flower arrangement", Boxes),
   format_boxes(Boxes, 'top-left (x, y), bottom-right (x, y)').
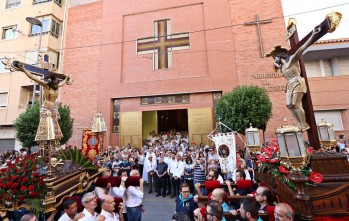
top-left (257, 140), bottom-right (323, 190)
top-left (0, 154), bottom-right (46, 202)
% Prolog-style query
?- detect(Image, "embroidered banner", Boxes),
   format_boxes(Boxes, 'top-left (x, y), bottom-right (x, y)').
top-left (209, 132), bottom-right (236, 173)
top-left (81, 130), bottom-right (103, 160)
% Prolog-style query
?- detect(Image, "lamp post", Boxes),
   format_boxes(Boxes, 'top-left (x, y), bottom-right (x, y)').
top-left (26, 17), bottom-right (43, 105)
top-left (275, 119), bottom-right (310, 199)
top-left (317, 119), bottom-right (336, 150)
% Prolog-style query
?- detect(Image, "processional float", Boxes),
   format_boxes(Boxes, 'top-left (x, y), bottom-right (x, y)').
top-left (0, 55), bottom-right (102, 212)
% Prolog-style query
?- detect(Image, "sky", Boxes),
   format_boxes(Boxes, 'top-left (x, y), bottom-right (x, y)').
top-left (281, 0), bottom-right (349, 40)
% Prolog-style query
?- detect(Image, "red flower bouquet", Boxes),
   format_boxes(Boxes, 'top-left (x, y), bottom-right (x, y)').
top-left (0, 154), bottom-right (46, 201)
top-left (257, 140), bottom-right (324, 190)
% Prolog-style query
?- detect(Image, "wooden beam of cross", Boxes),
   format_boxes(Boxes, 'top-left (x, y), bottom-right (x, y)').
top-left (2, 56), bottom-right (65, 80)
top-left (244, 15), bottom-right (272, 58)
top-left (137, 19), bottom-right (190, 70)
top-left (286, 12), bottom-right (342, 149)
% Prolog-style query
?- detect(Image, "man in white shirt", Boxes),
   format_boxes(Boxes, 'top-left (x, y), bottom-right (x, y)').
top-left (95, 170), bottom-right (113, 198)
top-left (97, 195), bottom-right (124, 221)
top-left (173, 154), bottom-right (185, 196)
top-left (145, 155), bottom-right (157, 194)
top-left (79, 192), bottom-right (98, 221)
top-left (58, 198), bottom-right (85, 221)
top-left (126, 170), bottom-right (144, 221)
top-left (167, 152), bottom-right (177, 198)
top-left (111, 169), bottom-right (128, 221)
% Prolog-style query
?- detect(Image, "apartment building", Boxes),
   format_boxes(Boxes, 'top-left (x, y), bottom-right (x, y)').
top-left (305, 38), bottom-right (349, 136)
top-left (0, 0), bottom-right (66, 150)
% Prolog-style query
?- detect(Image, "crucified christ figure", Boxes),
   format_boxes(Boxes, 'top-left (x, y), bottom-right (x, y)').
top-left (16, 62), bottom-right (72, 140)
top-left (266, 26), bottom-right (321, 131)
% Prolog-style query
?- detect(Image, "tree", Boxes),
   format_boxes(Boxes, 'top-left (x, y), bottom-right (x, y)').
top-left (215, 85), bottom-right (272, 139)
top-left (14, 102), bottom-right (74, 147)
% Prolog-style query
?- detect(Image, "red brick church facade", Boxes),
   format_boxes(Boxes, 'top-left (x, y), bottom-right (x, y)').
top-left (61, 0), bottom-right (293, 147)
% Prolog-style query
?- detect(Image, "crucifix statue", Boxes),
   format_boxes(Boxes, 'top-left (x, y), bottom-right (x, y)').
top-left (2, 57), bottom-right (72, 151)
top-left (15, 61), bottom-right (72, 141)
top-left (266, 12), bottom-right (342, 148)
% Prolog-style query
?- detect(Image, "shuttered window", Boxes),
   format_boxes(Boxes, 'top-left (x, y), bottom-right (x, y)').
top-left (0, 92), bottom-right (9, 108)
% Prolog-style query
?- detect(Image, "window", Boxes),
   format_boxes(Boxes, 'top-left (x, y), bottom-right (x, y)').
top-left (25, 50), bottom-right (38, 65)
top-left (54, 0), bottom-right (62, 6)
top-left (0, 92), bottom-right (9, 108)
top-left (5, 0), bottom-right (21, 9)
top-left (2, 26), bottom-right (16, 40)
top-left (315, 110), bottom-right (343, 131)
top-left (28, 93), bottom-right (40, 106)
top-left (33, 0), bottom-right (49, 3)
top-left (48, 50), bottom-right (59, 70)
top-left (0, 139), bottom-right (15, 151)
top-left (33, 0), bottom-right (62, 7)
top-left (51, 20), bottom-right (60, 38)
top-left (25, 49), bottom-right (59, 69)
top-left (29, 17), bottom-right (61, 38)
top-left (30, 18), bottom-right (50, 35)
top-left (0, 59), bottom-right (7, 73)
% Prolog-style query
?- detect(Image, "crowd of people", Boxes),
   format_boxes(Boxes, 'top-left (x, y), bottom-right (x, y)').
top-left (94, 130), bottom-right (296, 221)
top-left (1, 130), bottom-right (349, 221)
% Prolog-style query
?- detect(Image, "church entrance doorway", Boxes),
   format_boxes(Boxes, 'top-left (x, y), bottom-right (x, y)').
top-left (157, 109), bottom-right (188, 132)
top-left (142, 109), bottom-right (188, 139)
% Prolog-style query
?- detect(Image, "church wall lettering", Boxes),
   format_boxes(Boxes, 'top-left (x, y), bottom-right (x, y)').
top-left (250, 72), bottom-right (285, 93)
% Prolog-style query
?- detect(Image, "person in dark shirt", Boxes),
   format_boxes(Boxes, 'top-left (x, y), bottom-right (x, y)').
top-left (155, 156), bottom-right (168, 197)
top-left (175, 183), bottom-right (198, 221)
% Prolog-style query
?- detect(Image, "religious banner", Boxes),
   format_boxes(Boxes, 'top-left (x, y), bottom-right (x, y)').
top-left (209, 132), bottom-right (236, 173)
top-left (81, 129), bottom-right (103, 160)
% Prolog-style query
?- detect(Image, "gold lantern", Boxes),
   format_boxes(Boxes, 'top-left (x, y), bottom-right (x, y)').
top-left (317, 119), bottom-right (336, 150)
top-left (245, 123), bottom-right (261, 153)
top-left (275, 119), bottom-right (310, 197)
top-left (275, 119), bottom-right (308, 170)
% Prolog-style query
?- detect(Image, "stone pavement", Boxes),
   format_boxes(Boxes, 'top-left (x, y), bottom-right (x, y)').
top-left (142, 191), bottom-right (176, 221)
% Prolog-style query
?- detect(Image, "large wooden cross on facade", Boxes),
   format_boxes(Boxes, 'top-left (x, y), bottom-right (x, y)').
top-left (137, 19), bottom-right (190, 70)
top-left (286, 12), bottom-right (342, 149)
top-left (244, 15), bottom-right (272, 58)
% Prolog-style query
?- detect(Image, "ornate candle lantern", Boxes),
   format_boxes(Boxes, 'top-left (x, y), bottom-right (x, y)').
top-left (317, 119), bottom-right (336, 150)
top-left (275, 119), bottom-right (310, 198)
top-left (245, 123), bottom-right (261, 154)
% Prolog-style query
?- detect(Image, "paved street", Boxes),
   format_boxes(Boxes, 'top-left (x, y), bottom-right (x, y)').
top-left (142, 191), bottom-right (176, 221)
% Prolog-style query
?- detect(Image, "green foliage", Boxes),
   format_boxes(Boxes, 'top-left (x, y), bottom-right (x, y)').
top-left (58, 104), bottom-right (74, 145)
top-left (13, 103), bottom-right (41, 147)
top-left (58, 148), bottom-right (98, 172)
top-left (215, 85), bottom-right (272, 134)
top-left (24, 199), bottom-right (42, 217)
top-left (14, 102), bottom-right (74, 147)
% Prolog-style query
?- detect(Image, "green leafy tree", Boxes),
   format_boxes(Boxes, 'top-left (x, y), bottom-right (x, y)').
top-left (215, 85), bottom-right (272, 140)
top-left (14, 102), bottom-right (74, 147)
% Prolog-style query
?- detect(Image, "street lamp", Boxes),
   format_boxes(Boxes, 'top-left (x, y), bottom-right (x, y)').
top-left (26, 16), bottom-right (43, 105)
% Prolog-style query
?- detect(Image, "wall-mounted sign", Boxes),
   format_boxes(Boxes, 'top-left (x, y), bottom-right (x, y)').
top-left (250, 72), bottom-right (285, 93)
